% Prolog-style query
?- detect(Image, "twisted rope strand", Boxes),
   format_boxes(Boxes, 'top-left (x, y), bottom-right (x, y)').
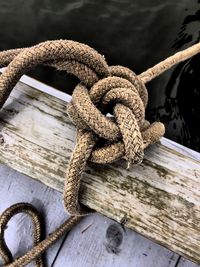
top-left (0, 40), bottom-right (109, 108)
top-left (0, 203), bottom-right (43, 266)
top-left (0, 39), bottom-right (199, 266)
top-left (139, 42), bottom-right (200, 83)
top-left (1, 208), bottom-right (80, 267)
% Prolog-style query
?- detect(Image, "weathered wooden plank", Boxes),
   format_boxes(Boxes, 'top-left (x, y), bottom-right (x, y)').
top-left (0, 164), bottom-right (70, 266)
top-left (0, 81), bottom-right (199, 264)
top-left (54, 213), bottom-right (178, 267)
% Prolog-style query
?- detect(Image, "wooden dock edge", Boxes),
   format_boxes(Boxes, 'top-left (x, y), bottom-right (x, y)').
top-left (0, 77), bottom-right (200, 264)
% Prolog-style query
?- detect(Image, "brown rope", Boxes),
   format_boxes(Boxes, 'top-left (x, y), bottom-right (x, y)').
top-left (0, 203), bottom-right (43, 266)
top-left (0, 39), bottom-right (199, 266)
top-left (0, 204), bottom-right (81, 267)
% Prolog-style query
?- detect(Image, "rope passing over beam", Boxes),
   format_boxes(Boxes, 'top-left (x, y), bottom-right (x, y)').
top-left (0, 39), bottom-right (199, 266)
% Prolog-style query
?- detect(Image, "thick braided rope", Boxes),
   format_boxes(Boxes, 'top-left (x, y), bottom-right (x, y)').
top-left (0, 203), bottom-right (43, 266)
top-left (0, 40), bottom-right (200, 266)
top-left (0, 204), bottom-right (80, 267)
top-left (0, 40), bottom-right (165, 213)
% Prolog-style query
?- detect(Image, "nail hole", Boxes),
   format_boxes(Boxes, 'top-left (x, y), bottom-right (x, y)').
top-left (0, 134), bottom-right (4, 144)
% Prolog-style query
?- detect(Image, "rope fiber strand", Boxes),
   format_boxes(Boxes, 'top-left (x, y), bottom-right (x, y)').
top-left (0, 39), bottom-right (199, 266)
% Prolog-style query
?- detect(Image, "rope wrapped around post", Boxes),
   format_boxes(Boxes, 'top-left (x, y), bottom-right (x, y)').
top-left (0, 39), bottom-right (200, 266)
top-left (65, 66), bottom-right (164, 214)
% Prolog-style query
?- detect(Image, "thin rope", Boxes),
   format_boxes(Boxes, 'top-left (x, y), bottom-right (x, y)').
top-left (0, 39), bottom-right (199, 266)
top-left (139, 42), bottom-right (200, 83)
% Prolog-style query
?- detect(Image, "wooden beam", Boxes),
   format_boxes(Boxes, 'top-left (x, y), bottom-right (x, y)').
top-left (0, 80), bottom-right (199, 264)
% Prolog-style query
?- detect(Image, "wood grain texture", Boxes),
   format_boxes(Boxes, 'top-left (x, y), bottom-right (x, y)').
top-left (0, 81), bottom-right (199, 264)
top-left (54, 213), bottom-right (178, 267)
top-left (0, 164), bottom-right (70, 266)
top-left (177, 258), bottom-right (200, 267)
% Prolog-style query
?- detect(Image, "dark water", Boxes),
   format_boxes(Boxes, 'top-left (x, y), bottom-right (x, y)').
top-left (0, 0), bottom-right (199, 151)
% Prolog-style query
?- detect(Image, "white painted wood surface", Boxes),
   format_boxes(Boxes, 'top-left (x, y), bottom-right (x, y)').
top-left (178, 258), bottom-right (200, 267)
top-left (0, 164), bottom-right (183, 267)
top-left (54, 212), bottom-right (178, 267)
top-left (0, 164), bottom-right (70, 266)
top-left (0, 79), bottom-right (200, 264)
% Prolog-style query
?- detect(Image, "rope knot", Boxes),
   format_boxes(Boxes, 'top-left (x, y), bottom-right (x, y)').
top-left (0, 39), bottom-right (165, 224)
top-left (67, 65), bottom-right (164, 165)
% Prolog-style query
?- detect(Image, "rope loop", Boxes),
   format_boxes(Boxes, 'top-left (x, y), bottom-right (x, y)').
top-left (0, 203), bottom-right (43, 267)
top-left (67, 65), bottom-right (164, 165)
top-left (64, 64), bottom-right (165, 215)
top-left (0, 39), bottom-right (165, 219)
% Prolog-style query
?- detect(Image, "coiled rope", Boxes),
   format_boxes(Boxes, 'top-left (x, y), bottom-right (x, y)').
top-left (0, 40), bottom-right (200, 266)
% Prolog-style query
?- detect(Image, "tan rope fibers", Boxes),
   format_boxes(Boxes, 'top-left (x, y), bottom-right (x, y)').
top-left (0, 40), bottom-right (200, 266)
